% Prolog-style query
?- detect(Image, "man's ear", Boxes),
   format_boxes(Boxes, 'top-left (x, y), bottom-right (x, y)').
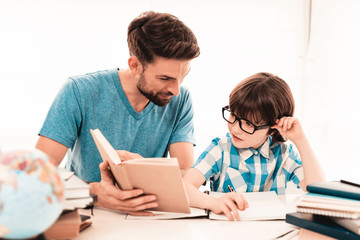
top-left (128, 56), bottom-right (143, 75)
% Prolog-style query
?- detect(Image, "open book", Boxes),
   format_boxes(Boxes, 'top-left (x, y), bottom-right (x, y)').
top-left (90, 129), bottom-right (190, 214)
top-left (126, 191), bottom-right (286, 221)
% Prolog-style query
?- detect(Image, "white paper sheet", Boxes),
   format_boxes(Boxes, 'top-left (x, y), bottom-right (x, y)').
top-left (209, 191), bottom-right (286, 221)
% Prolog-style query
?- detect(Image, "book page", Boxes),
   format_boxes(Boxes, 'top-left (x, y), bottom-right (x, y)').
top-left (58, 168), bottom-right (74, 180)
top-left (209, 191), bottom-right (286, 221)
top-left (125, 207), bottom-right (207, 220)
top-left (125, 158), bottom-right (178, 165)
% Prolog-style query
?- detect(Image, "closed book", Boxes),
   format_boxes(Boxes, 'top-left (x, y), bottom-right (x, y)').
top-left (64, 174), bottom-right (91, 199)
top-left (90, 129), bottom-right (190, 214)
top-left (296, 193), bottom-right (360, 219)
top-left (44, 210), bottom-right (81, 239)
top-left (44, 210), bottom-right (92, 239)
top-left (286, 212), bottom-right (360, 240)
top-left (307, 181), bottom-right (360, 200)
top-left (331, 217), bottom-right (360, 235)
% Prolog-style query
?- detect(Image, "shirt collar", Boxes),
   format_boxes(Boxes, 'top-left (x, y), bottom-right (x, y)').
top-left (237, 136), bottom-right (272, 161)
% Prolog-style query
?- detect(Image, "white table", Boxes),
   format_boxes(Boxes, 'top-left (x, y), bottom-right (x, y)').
top-left (76, 195), bottom-right (301, 240)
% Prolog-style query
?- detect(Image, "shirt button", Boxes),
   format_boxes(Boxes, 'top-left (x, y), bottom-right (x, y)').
top-left (254, 151), bottom-right (258, 155)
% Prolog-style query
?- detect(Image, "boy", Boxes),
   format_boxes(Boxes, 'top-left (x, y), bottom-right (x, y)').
top-left (183, 72), bottom-right (325, 220)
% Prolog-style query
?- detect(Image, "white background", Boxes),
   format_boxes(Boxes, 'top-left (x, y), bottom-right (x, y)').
top-left (1, 0), bottom-right (359, 182)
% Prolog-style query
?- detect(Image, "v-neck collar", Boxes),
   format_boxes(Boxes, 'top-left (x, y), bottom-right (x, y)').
top-left (112, 69), bottom-right (155, 120)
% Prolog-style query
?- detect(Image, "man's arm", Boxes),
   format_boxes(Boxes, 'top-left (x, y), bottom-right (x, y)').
top-left (35, 135), bottom-right (68, 166)
top-left (169, 142), bottom-right (194, 175)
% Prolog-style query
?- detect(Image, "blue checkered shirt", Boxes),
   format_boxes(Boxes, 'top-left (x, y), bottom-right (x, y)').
top-left (193, 133), bottom-right (304, 194)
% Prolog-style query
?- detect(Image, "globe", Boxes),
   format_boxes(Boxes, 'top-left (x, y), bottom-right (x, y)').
top-left (0, 149), bottom-right (64, 239)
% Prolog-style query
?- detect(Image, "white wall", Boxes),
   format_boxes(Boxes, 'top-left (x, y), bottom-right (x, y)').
top-left (0, 0), bottom-right (359, 182)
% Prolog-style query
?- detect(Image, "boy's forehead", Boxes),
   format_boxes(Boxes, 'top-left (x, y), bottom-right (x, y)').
top-left (234, 108), bottom-right (264, 124)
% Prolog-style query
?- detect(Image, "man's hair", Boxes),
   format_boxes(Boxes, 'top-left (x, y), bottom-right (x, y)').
top-left (127, 11), bottom-right (200, 66)
top-left (229, 72), bottom-right (295, 143)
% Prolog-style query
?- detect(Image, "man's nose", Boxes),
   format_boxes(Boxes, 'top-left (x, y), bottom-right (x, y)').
top-left (167, 80), bottom-right (181, 96)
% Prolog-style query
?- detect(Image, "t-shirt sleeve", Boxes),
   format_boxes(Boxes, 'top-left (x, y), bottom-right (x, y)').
top-left (282, 143), bottom-right (304, 187)
top-left (169, 87), bottom-right (196, 145)
top-left (192, 138), bottom-right (223, 180)
top-left (38, 78), bottom-right (82, 148)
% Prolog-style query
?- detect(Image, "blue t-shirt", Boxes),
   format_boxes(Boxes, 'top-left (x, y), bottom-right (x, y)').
top-left (39, 69), bottom-right (195, 182)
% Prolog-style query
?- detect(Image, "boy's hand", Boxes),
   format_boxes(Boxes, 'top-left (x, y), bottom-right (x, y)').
top-left (209, 192), bottom-right (249, 221)
top-left (271, 117), bottom-right (305, 142)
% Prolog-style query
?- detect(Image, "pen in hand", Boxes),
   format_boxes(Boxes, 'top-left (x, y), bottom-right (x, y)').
top-left (227, 185), bottom-right (235, 192)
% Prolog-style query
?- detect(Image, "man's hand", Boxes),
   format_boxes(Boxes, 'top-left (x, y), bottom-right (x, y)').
top-left (209, 192), bottom-right (249, 221)
top-left (90, 160), bottom-right (158, 216)
top-left (115, 150), bottom-right (143, 162)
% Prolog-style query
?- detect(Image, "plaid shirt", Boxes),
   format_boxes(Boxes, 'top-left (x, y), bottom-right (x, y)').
top-left (193, 133), bottom-right (304, 194)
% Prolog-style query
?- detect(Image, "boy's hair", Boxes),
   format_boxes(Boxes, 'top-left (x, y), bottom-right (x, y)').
top-left (229, 72), bottom-right (295, 143)
top-left (127, 11), bottom-right (200, 67)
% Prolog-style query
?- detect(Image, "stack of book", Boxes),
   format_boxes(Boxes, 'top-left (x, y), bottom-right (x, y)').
top-left (61, 169), bottom-right (94, 210)
top-left (44, 169), bottom-right (94, 239)
top-left (286, 180), bottom-right (360, 240)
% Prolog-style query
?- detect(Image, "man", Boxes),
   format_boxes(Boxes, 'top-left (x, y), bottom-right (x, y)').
top-left (35, 11), bottom-right (200, 215)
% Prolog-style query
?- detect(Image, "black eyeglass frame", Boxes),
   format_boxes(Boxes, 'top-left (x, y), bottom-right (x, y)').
top-left (222, 105), bottom-right (270, 135)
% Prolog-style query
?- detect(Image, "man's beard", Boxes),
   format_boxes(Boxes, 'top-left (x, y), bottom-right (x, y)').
top-left (137, 74), bottom-right (173, 107)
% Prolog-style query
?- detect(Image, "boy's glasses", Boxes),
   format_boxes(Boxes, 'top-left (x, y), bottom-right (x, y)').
top-left (222, 105), bottom-right (269, 135)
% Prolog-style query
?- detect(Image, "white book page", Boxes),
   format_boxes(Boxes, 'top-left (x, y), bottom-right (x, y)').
top-left (126, 207), bottom-right (207, 220)
top-left (58, 167), bottom-right (74, 180)
top-left (209, 191), bottom-right (286, 221)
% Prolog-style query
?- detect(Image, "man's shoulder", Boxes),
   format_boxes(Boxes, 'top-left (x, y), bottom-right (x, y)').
top-left (64, 69), bottom-right (118, 94)
top-left (177, 85), bottom-right (191, 99)
top-left (165, 85), bottom-right (193, 111)
top-left (68, 69), bottom-right (117, 85)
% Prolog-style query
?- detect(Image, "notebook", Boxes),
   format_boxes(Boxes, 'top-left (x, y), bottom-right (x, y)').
top-left (126, 191), bottom-right (286, 221)
top-left (296, 193), bottom-right (360, 219)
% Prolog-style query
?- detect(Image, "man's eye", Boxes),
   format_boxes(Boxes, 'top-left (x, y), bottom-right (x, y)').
top-left (160, 77), bottom-right (170, 81)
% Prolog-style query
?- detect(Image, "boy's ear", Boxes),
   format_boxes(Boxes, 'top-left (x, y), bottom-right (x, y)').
top-left (128, 56), bottom-right (144, 75)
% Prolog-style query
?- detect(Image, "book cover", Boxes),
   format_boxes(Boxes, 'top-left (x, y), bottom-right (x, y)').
top-left (44, 210), bottom-right (92, 239)
top-left (307, 181), bottom-right (360, 200)
top-left (44, 210), bottom-right (81, 239)
top-left (286, 212), bottom-right (360, 240)
top-left (90, 128), bottom-right (190, 214)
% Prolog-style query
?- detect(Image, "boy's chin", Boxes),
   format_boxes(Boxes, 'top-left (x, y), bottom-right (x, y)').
top-left (231, 140), bottom-right (249, 149)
